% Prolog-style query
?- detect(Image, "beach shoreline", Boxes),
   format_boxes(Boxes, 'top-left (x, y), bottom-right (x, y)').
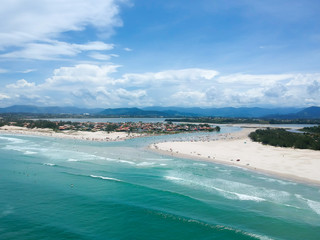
top-left (0, 125), bottom-right (144, 142)
top-left (149, 127), bottom-right (320, 186)
top-left (2, 124), bottom-right (320, 185)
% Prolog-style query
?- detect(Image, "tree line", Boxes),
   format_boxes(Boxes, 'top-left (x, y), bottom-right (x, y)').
top-left (249, 127), bottom-right (320, 150)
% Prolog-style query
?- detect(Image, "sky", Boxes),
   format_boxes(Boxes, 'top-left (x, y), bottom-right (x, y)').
top-left (1, 0), bottom-right (320, 108)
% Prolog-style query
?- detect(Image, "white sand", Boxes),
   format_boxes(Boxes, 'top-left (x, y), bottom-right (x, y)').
top-left (150, 128), bottom-right (320, 185)
top-left (0, 125), bottom-right (143, 142)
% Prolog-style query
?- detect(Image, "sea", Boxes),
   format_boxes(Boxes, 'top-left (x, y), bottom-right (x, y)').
top-left (0, 125), bottom-right (319, 240)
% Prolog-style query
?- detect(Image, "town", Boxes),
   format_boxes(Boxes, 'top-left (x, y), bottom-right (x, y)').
top-left (0, 118), bottom-right (221, 134)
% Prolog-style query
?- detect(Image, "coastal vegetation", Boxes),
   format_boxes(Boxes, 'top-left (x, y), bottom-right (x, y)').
top-left (249, 127), bottom-right (320, 150)
top-left (302, 125), bottom-right (320, 134)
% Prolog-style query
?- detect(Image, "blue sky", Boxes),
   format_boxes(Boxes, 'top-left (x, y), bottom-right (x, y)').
top-left (1, 0), bottom-right (320, 108)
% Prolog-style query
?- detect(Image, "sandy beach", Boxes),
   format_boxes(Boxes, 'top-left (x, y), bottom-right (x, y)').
top-left (0, 126), bottom-right (143, 142)
top-left (150, 128), bottom-right (320, 185)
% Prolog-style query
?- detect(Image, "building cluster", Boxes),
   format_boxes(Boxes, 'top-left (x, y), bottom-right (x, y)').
top-left (1, 118), bottom-right (220, 133)
top-left (56, 121), bottom-right (219, 133)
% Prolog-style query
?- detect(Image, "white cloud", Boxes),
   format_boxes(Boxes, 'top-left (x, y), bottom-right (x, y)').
top-left (120, 68), bottom-right (219, 86)
top-left (216, 73), bottom-right (293, 85)
top-left (0, 93), bottom-right (10, 100)
top-left (286, 73), bottom-right (320, 86)
top-left (2, 64), bottom-right (320, 108)
top-left (19, 69), bottom-right (37, 74)
top-left (1, 41), bottom-right (114, 60)
top-left (124, 47), bottom-right (132, 51)
top-left (0, 0), bottom-right (124, 49)
top-left (263, 83), bottom-right (287, 98)
top-left (44, 64), bottom-right (121, 87)
top-left (171, 91), bottom-right (207, 106)
top-left (65, 87), bottom-right (147, 107)
top-left (6, 79), bottom-right (35, 89)
top-left (89, 52), bottom-right (118, 61)
top-left (74, 41), bottom-right (114, 51)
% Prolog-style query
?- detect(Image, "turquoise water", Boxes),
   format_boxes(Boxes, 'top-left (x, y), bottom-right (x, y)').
top-left (0, 128), bottom-right (319, 240)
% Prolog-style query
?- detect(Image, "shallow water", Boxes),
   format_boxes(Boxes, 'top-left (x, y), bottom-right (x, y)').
top-left (0, 128), bottom-right (319, 240)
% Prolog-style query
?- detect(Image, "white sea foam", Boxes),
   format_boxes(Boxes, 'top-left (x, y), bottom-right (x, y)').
top-left (255, 176), bottom-right (297, 186)
top-left (3, 145), bottom-right (25, 152)
top-left (118, 160), bottom-right (136, 165)
top-left (217, 225), bottom-right (274, 240)
top-left (90, 175), bottom-right (122, 182)
top-left (165, 176), bottom-right (184, 181)
top-left (193, 163), bottom-right (207, 166)
top-left (0, 136), bottom-right (27, 144)
top-left (164, 172), bottom-right (284, 202)
top-left (137, 162), bottom-right (155, 167)
top-left (296, 194), bottom-right (320, 215)
top-left (206, 184), bottom-right (266, 202)
top-left (283, 204), bottom-right (302, 209)
top-left (146, 158), bottom-right (173, 161)
top-left (43, 163), bottom-right (55, 166)
top-left (24, 151), bottom-right (37, 155)
top-left (244, 232), bottom-right (275, 240)
top-left (307, 199), bottom-right (320, 215)
top-left (234, 193), bottom-right (266, 202)
top-left (5, 145), bottom-right (39, 156)
top-left (67, 158), bottom-right (79, 162)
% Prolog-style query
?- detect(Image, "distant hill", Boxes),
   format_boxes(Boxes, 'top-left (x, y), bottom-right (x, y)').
top-left (142, 106), bottom-right (302, 118)
top-left (295, 106), bottom-right (320, 118)
top-left (98, 108), bottom-right (195, 117)
top-left (267, 106), bottom-right (320, 119)
top-left (1, 105), bottom-right (319, 119)
top-left (0, 105), bottom-right (103, 114)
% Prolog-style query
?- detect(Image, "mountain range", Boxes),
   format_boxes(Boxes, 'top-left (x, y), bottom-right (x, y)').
top-left (0, 105), bottom-right (320, 119)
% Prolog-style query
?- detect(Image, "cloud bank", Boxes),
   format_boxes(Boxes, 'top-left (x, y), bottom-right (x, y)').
top-left (2, 64), bottom-right (320, 108)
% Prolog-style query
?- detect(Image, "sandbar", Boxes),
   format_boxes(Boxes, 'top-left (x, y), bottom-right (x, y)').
top-left (0, 125), bottom-right (143, 142)
top-left (150, 127), bottom-right (320, 185)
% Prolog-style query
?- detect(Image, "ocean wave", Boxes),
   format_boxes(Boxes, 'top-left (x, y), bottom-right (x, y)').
top-left (24, 151), bottom-right (37, 155)
top-left (145, 157), bottom-right (173, 161)
top-left (255, 176), bottom-right (297, 186)
top-left (90, 174), bottom-right (122, 182)
top-left (165, 176), bottom-right (184, 181)
top-left (67, 158), bottom-right (79, 162)
top-left (43, 163), bottom-right (56, 166)
top-left (165, 172), bottom-right (272, 202)
top-left (3, 145), bottom-right (27, 152)
top-left (0, 136), bottom-right (27, 144)
top-left (295, 194), bottom-right (320, 215)
top-left (192, 163), bottom-right (207, 166)
top-left (118, 160), bottom-right (136, 165)
top-left (208, 184), bottom-right (266, 202)
top-left (3, 144), bottom-right (45, 157)
top-left (137, 162), bottom-right (155, 167)
top-left (150, 210), bottom-right (273, 240)
top-left (234, 193), bottom-right (266, 202)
